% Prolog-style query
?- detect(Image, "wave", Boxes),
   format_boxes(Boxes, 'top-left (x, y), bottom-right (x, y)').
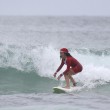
top-left (0, 67), bottom-right (58, 94)
top-left (0, 43), bottom-right (110, 94)
top-left (73, 48), bottom-right (110, 56)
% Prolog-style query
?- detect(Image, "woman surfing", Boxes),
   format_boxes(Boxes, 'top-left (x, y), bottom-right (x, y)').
top-left (53, 48), bottom-right (83, 89)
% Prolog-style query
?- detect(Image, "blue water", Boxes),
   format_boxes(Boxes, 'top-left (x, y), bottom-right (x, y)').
top-left (0, 16), bottom-right (110, 110)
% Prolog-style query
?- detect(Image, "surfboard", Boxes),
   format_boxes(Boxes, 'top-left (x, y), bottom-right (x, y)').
top-left (53, 86), bottom-right (81, 93)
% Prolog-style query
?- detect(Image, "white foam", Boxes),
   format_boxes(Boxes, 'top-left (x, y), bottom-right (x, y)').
top-left (73, 53), bottom-right (110, 88)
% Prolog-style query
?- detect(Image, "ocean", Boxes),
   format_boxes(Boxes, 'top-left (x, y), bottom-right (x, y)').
top-left (0, 16), bottom-right (110, 110)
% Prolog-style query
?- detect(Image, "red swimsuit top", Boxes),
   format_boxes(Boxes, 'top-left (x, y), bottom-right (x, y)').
top-left (56, 56), bottom-right (81, 75)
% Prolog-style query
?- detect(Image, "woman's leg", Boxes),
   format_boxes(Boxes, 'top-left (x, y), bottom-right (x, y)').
top-left (68, 68), bottom-right (77, 86)
top-left (64, 65), bottom-right (82, 88)
top-left (68, 75), bottom-right (76, 86)
top-left (63, 68), bottom-right (77, 88)
top-left (64, 74), bottom-right (70, 89)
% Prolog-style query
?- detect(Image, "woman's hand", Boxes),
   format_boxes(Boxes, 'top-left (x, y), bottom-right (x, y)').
top-left (57, 73), bottom-right (63, 80)
top-left (53, 72), bottom-right (57, 78)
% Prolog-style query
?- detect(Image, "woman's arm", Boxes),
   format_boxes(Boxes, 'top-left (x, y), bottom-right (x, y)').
top-left (56, 60), bottom-right (64, 73)
top-left (53, 60), bottom-right (64, 78)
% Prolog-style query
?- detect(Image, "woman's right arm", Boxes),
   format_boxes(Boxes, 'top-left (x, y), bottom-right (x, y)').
top-left (56, 60), bottom-right (64, 73)
top-left (53, 60), bottom-right (64, 77)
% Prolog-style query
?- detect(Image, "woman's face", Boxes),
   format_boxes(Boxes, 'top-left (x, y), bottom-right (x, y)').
top-left (60, 52), bottom-right (66, 59)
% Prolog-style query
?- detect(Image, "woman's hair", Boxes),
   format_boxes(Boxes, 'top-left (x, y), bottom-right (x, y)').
top-left (64, 52), bottom-right (72, 57)
top-left (60, 52), bottom-right (72, 59)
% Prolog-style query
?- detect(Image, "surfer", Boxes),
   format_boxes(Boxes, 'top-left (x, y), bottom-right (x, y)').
top-left (53, 48), bottom-right (83, 89)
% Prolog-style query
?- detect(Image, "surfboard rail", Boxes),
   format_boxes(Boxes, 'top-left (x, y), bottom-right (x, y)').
top-left (53, 86), bottom-right (81, 93)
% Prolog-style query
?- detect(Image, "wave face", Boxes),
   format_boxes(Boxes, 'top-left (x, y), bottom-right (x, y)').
top-left (0, 67), bottom-right (58, 94)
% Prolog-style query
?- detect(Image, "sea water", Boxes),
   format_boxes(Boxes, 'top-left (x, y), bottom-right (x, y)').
top-left (0, 16), bottom-right (110, 110)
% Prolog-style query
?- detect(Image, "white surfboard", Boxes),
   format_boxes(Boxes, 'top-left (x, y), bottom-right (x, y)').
top-left (53, 86), bottom-right (82, 93)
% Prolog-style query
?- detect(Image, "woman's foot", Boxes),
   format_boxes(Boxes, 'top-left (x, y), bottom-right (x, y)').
top-left (63, 86), bottom-right (70, 89)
